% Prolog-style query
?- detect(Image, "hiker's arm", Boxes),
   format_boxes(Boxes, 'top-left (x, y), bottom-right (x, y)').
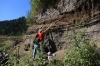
top-left (44, 24), bottom-right (53, 32)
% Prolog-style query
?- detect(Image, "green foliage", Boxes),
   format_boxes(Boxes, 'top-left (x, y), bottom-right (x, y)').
top-left (26, 11), bottom-right (34, 27)
top-left (71, 18), bottom-right (86, 28)
top-left (63, 30), bottom-right (100, 66)
top-left (0, 40), bottom-right (12, 50)
top-left (2, 40), bottom-right (12, 45)
top-left (3, 46), bottom-right (63, 66)
top-left (50, 60), bottom-right (64, 66)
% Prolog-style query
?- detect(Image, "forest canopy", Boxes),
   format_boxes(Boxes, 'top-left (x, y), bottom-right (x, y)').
top-left (0, 17), bottom-right (28, 36)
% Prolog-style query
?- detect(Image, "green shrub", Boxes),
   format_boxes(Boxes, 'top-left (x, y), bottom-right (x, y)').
top-left (0, 40), bottom-right (12, 50)
top-left (63, 30), bottom-right (100, 66)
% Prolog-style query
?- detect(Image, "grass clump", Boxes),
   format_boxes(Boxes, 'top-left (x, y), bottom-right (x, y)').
top-left (0, 40), bottom-right (12, 50)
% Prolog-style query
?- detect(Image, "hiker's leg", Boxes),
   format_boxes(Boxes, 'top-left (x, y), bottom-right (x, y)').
top-left (32, 44), bottom-right (37, 59)
top-left (33, 48), bottom-right (36, 59)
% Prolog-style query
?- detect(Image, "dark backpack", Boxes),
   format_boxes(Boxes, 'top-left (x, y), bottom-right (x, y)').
top-left (33, 37), bottom-right (40, 44)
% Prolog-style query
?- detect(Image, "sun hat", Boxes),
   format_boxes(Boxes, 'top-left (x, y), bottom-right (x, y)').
top-left (38, 28), bottom-right (42, 33)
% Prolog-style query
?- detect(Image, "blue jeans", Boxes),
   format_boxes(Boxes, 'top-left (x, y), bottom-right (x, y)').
top-left (32, 44), bottom-right (40, 59)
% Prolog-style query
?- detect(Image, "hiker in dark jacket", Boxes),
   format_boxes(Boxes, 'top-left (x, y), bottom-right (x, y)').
top-left (32, 35), bottom-right (40, 59)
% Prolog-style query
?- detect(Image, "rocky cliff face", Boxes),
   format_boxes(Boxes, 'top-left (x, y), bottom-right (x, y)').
top-left (44, 16), bottom-right (100, 52)
top-left (27, 0), bottom-right (100, 53)
top-left (36, 0), bottom-right (88, 23)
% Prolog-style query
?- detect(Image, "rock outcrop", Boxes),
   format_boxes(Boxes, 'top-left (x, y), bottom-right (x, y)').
top-left (26, 0), bottom-right (100, 52)
top-left (36, 0), bottom-right (87, 23)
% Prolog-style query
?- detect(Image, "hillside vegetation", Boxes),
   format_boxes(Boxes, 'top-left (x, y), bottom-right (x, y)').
top-left (1, 0), bottom-right (100, 66)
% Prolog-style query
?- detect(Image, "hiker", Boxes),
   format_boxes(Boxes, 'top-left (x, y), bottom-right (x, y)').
top-left (32, 34), bottom-right (40, 59)
top-left (36, 24), bottom-right (53, 56)
top-left (37, 24), bottom-right (53, 44)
